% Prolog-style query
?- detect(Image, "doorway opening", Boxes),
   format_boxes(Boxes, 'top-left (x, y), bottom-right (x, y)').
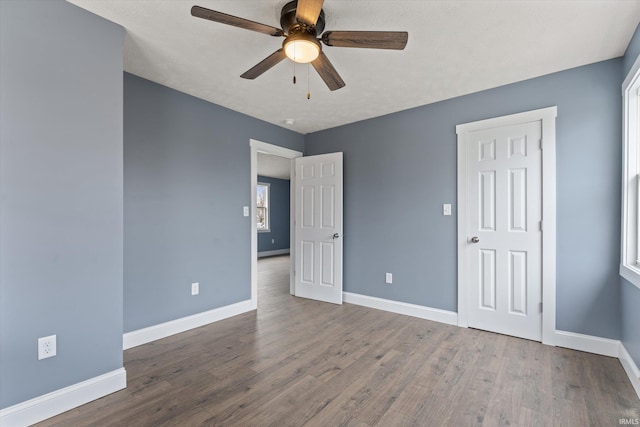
top-left (250, 139), bottom-right (302, 310)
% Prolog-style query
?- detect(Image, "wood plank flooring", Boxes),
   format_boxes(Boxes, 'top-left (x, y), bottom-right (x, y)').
top-left (36, 255), bottom-right (640, 426)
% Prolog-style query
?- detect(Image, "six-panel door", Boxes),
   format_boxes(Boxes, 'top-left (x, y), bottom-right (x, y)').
top-left (294, 152), bottom-right (343, 304)
top-left (467, 121), bottom-right (543, 341)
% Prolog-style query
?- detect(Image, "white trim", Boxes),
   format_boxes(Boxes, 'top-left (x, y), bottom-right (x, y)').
top-left (250, 140), bottom-right (302, 159)
top-left (343, 292), bottom-right (458, 325)
top-left (456, 106), bottom-right (558, 346)
top-left (0, 368), bottom-right (126, 427)
top-left (250, 139), bottom-right (302, 306)
top-left (123, 300), bottom-right (253, 350)
top-left (619, 343), bottom-right (640, 400)
top-left (621, 264), bottom-right (640, 289)
top-left (554, 330), bottom-right (620, 357)
top-left (289, 163), bottom-right (296, 295)
top-left (622, 53), bottom-right (640, 94)
top-left (620, 53), bottom-right (640, 291)
top-left (258, 249), bottom-right (290, 258)
top-left (456, 125), bottom-right (469, 328)
top-left (540, 108), bottom-right (558, 346)
top-left (455, 107), bottom-right (556, 135)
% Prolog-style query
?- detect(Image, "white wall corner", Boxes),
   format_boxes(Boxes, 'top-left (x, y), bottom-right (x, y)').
top-left (553, 332), bottom-right (640, 400)
top-left (343, 292), bottom-right (458, 326)
top-left (0, 368), bottom-right (126, 427)
top-left (123, 299), bottom-right (254, 350)
top-left (619, 343), bottom-right (640, 400)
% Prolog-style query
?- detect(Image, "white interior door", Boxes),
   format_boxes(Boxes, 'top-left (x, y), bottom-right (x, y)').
top-left (466, 121), bottom-right (542, 341)
top-left (294, 152), bottom-right (343, 304)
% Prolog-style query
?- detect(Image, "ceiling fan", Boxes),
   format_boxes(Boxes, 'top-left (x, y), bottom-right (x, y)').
top-left (191, 0), bottom-right (408, 91)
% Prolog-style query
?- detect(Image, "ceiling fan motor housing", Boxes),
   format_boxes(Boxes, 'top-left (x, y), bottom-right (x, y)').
top-left (280, 0), bottom-right (325, 35)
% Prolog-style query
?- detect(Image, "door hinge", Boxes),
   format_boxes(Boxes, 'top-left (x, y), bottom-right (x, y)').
top-left (539, 302), bottom-right (543, 313)
top-left (539, 139), bottom-right (543, 150)
top-left (539, 220), bottom-right (543, 231)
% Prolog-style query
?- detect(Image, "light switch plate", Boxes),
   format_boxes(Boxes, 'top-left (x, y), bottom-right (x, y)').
top-left (243, 206), bottom-right (249, 217)
top-left (443, 204), bottom-right (452, 216)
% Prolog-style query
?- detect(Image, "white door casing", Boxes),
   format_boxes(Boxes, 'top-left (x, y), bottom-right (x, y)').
top-left (456, 107), bottom-right (557, 345)
top-left (294, 152), bottom-right (344, 304)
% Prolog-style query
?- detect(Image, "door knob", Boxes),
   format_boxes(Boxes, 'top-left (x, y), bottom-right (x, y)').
top-left (470, 236), bottom-right (480, 243)
top-left (332, 233), bottom-right (340, 239)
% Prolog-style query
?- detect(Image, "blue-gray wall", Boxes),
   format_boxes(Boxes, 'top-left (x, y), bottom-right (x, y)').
top-left (624, 23), bottom-right (640, 77)
top-left (124, 73), bottom-right (303, 332)
top-left (621, 23), bottom-right (640, 368)
top-left (306, 59), bottom-right (623, 339)
top-left (621, 278), bottom-right (640, 365)
top-left (1, 0), bottom-right (637, 411)
top-left (257, 176), bottom-right (291, 254)
top-left (0, 0), bottom-right (124, 409)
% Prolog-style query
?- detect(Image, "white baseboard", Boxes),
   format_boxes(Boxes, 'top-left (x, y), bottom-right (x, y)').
top-left (123, 299), bottom-right (254, 350)
top-left (619, 343), bottom-right (640, 400)
top-left (0, 368), bottom-right (126, 427)
top-left (343, 292), bottom-right (458, 326)
top-left (258, 249), bottom-right (290, 258)
top-left (554, 330), bottom-right (620, 357)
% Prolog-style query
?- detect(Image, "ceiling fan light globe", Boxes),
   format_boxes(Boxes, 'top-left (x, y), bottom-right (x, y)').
top-left (284, 37), bottom-right (320, 64)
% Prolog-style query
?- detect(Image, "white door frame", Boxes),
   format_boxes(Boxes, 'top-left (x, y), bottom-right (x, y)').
top-left (456, 106), bottom-right (557, 346)
top-left (250, 139), bottom-right (303, 309)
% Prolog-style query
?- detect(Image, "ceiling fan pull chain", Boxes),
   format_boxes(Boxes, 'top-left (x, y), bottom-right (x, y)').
top-left (294, 43), bottom-right (298, 84)
top-left (307, 63), bottom-right (311, 100)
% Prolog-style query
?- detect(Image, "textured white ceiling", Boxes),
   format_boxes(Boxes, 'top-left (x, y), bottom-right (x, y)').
top-left (68, 0), bottom-right (640, 134)
top-left (257, 152), bottom-right (291, 180)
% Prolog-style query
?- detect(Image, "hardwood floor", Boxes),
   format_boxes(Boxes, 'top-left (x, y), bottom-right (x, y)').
top-left (37, 255), bottom-right (639, 426)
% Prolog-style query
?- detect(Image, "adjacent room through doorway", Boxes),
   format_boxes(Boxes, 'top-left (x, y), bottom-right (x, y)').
top-left (251, 139), bottom-right (302, 308)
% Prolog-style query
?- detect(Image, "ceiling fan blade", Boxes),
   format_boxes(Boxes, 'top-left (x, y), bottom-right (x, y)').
top-left (240, 49), bottom-right (287, 80)
top-left (311, 52), bottom-right (345, 91)
top-left (322, 31), bottom-right (408, 50)
top-left (296, 0), bottom-right (324, 27)
top-left (191, 6), bottom-right (284, 37)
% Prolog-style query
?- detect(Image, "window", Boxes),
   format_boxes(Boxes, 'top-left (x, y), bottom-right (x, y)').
top-left (621, 55), bottom-right (640, 290)
top-left (257, 182), bottom-right (270, 232)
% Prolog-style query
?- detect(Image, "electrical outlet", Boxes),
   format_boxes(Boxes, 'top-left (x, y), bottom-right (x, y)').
top-left (271, 239), bottom-right (275, 244)
top-left (243, 206), bottom-right (249, 217)
top-left (38, 335), bottom-right (57, 360)
top-left (191, 282), bottom-right (199, 295)
top-left (385, 273), bottom-right (393, 284)
top-left (443, 204), bottom-right (452, 216)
